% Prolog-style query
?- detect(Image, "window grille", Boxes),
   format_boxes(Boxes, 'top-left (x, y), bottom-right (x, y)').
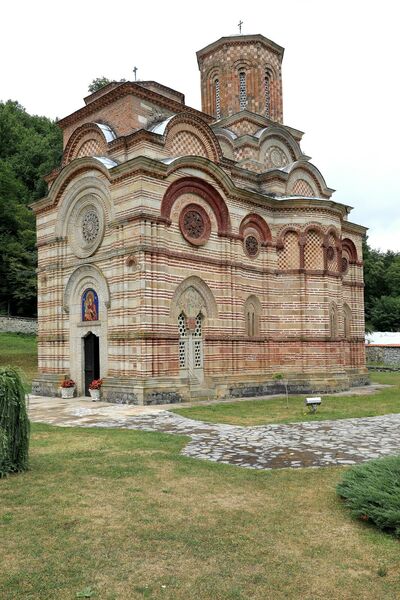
top-left (178, 313), bottom-right (187, 368)
top-left (239, 72), bottom-right (247, 110)
top-left (215, 79), bottom-right (221, 119)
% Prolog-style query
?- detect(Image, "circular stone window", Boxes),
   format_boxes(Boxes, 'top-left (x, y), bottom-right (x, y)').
top-left (327, 246), bottom-right (335, 261)
top-left (244, 234), bottom-right (260, 258)
top-left (68, 195), bottom-right (105, 258)
top-left (179, 203), bottom-right (211, 246)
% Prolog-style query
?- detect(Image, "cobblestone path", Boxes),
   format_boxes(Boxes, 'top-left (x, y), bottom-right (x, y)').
top-left (29, 396), bottom-right (400, 470)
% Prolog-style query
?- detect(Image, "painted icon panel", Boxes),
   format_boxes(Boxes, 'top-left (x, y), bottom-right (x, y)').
top-left (82, 289), bottom-right (99, 321)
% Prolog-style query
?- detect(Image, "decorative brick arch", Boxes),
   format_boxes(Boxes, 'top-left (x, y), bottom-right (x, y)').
top-left (63, 264), bottom-right (110, 314)
top-left (170, 276), bottom-right (218, 322)
top-left (63, 123), bottom-right (111, 166)
top-left (323, 227), bottom-right (341, 272)
top-left (244, 295), bottom-right (262, 337)
top-left (161, 177), bottom-right (231, 236)
top-left (276, 227), bottom-right (300, 270)
top-left (164, 114), bottom-right (222, 162)
top-left (239, 213), bottom-right (272, 245)
top-left (341, 238), bottom-right (358, 263)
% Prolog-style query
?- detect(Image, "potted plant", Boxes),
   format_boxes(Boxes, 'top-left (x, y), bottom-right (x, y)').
top-left (60, 378), bottom-right (76, 399)
top-left (88, 379), bottom-right (102, 401)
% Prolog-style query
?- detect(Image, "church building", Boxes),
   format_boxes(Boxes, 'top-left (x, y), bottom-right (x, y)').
top-left (32, 33), bottom-right (368, 404)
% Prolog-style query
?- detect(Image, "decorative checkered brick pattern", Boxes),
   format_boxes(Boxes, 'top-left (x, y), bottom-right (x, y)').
top-left (168, 131), bottom-right (208, 158)
top-left (198, 36), bottom-right (284, 122)
top-left (291, 179), bottom-right (315, 197)
top-left (327, 234), bottom-right (337, 271)
top-left (278, 232), bottom-right (300, 269)
top-left (76, 138), bottom-right (104, 158)
top-left (304, 231), bottom-right (324, 270)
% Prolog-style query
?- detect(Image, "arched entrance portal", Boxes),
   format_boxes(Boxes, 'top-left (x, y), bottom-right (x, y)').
top-left (83, 332), bottom-right (100, 396)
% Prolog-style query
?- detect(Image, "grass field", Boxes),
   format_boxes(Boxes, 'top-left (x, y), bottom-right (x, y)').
top-left (1, 333), bottom-right (400, 598)
top-left (0, 332), bottom-right (37, 387)
top-left (1, 423), bottom-right (400, 600)
top-left (172, 372), bottom-right (400, 426)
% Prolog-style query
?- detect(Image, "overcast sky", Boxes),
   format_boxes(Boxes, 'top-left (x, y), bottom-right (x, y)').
top-left (2, 0), bottom-right (399, 251)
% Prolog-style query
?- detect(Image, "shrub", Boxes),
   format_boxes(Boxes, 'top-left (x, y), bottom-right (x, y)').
top-left (337, 456), bottom-right (400, 537)
top-left (0, 367), bottom-right (30, 477)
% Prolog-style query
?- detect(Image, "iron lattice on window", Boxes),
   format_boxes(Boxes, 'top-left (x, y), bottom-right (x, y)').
top-left (239, 72), bottom-right (247, 110)
top-left (215, 79), bottom-right (221, 119)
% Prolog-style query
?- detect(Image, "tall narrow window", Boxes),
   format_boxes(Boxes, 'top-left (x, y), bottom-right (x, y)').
top-left (239, 71), bottom-right (247, 110)
top-left (178, 313), bottom-right (187, 368)
top-left (215, 79), bottom-right (221, 119)
top-left (265, 70), bottom-right (271, 117)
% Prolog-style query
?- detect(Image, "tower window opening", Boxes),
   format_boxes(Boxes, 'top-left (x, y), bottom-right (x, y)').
top-left (215, 79), bottom-right (221, 119)
top-left (265, 70), bottom-right (271, 117)
top-left (239, 71), bottom-right (247, 110)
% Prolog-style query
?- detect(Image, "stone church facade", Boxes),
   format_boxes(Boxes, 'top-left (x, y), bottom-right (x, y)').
top-left (32, 34), bottom-right (368, 403)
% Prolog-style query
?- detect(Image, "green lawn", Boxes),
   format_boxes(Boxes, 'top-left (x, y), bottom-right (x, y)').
top-left (172, 372), bottom-right (400, 426)
top-left (0, 332), bottom-right (37, 387)
top-left (1, 423), bottom-right (400, 600)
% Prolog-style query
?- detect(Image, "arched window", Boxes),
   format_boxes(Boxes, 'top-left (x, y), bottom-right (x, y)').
top-left (265, 69), bottom-right (272, 117)
top-left (244, 296), bottom-right (261, 337)
top-left (239, 71), bottom-right (247, 110)
top-left (343, 304), bottom-right (352, 339)
top-left (215, 79), bottom-right (221, 119)
top-left (330, 303), bottom-right (338, 339)
top-left (178, 312), bottom-right (187, 368)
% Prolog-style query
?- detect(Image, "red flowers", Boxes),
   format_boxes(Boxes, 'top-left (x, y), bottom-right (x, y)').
top-left (89, 379), bottom-right (103, 390)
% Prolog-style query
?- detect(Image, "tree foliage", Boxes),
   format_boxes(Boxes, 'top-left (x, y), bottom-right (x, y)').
top-left (0, 366), bottom-right (30, 477)
top-left (88, 77), bottom-right (112, 93)
top-left (363, 239), bottom-right (400, 331)
top-left (0, 100), bottom-right (62, 316)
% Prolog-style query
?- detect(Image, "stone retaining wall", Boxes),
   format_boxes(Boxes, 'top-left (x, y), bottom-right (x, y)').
top-left (366, 345), bottom-right (400, 367)
top-left (0, 316), bottom-right (37, 335)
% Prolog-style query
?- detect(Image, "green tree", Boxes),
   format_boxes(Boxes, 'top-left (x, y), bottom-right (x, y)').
top-left (0, 100), bottom-right (62, 316)
top-left (370, 296), bottom-right (400, 331)
top-left (88, 77), bottom-right (112, 93)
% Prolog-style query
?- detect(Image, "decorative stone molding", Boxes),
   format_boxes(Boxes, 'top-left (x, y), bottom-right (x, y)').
top-left (170, 276), bottom-right (218, 322)
top-left (179, 203), bottom-right (211, 246)
top-left (68, 194), bottom-right (105, 258)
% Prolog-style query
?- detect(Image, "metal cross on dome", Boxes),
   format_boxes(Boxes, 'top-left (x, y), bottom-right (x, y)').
top-left (133, 66), bottom-right (138, 81)
top-left (238, 20), bottom-right (243, 34)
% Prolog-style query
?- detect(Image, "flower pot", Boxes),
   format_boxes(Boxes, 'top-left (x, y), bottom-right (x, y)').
top-left (61, 386), bottom-right (75, 399)
top-left (89, 388), bottom-right (101, 402)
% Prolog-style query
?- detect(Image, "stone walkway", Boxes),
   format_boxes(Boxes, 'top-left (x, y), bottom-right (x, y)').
top-left (28, 394), bottom-right (400, 471)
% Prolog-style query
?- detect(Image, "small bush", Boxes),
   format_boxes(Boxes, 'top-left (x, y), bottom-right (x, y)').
top-left (337, 456), bottom-right (400, 537)
top-left (0, 366), bottom-right (30, 477)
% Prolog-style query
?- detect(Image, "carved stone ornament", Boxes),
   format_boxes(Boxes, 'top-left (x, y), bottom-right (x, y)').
top-left (326, 246), bottom-right (335, 261)
top-left (178, 286), bottom-right (205, 319)
top-left (68, 195), bottom-right (105, 259)
top-left (342, 257), bottom-right (349, 274)
top-left (244, 234), bottom-right (260, 258)
top-left (179, 203), bottom-right (211, 246)
top-left (266, 145), bottom-right (288, 169)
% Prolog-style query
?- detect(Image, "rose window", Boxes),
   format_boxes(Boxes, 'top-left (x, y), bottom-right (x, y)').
top-left (82, 209), bottom-right (100, 243)
top-left (183, 210), bottom-right (204, 239)
top-left (180, 203), bottom-right (211, 246)
top-left (327, 246), bottom-right (335, 261)
top-left (245, 235), bottom-right (259, 257)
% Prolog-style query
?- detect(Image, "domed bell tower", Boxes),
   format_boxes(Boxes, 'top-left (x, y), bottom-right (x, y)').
top-left (196, 34), bottom-right (284, 123)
